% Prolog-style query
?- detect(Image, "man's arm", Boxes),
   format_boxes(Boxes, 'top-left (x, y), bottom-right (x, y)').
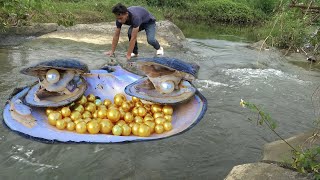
top-left (106, 27), bottom-right (121, 56)
top-left (126, 27), bottom-right (139, 60)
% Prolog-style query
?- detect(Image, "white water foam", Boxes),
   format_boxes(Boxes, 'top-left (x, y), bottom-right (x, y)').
top-left (196, 79), bottom-right (229, 91)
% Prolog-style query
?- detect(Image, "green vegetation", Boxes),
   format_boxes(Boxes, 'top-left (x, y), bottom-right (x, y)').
top-left (240, 99), bottom-right (320, 179)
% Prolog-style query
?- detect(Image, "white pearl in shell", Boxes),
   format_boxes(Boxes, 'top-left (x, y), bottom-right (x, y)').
top-left (46, 69), bottom-right (60, 84)
top-left (160, 81), bottom-right (175, 94)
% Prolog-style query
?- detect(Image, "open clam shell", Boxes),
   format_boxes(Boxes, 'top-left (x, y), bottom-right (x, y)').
top-left (21, 59), bottom-right (89, 107)
top-left (125, 57), bottom-right (200, 104)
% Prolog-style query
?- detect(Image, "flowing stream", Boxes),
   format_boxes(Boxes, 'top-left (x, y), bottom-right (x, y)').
top-left (0, 24), bottom-right (319, 179)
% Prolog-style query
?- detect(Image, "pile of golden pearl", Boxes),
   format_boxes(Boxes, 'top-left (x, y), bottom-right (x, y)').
top-left (46, 93), bottom-right (174, 137)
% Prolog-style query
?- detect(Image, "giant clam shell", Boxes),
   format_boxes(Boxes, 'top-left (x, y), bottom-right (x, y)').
top-left (125, 57), bottom-right (200, 104)
top-left (21, 59), bottom-right (89, 107)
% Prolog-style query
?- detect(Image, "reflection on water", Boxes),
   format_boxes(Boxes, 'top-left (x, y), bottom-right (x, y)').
top-left (0, 30), bottom-right (319, 179)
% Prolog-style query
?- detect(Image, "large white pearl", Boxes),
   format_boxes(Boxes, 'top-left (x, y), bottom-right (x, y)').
top-left (46, 69), bottom-right (60, 84)
top-left (160, 81), bottom-right (175, 94)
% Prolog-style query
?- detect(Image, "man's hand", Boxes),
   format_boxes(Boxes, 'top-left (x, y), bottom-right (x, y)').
top-left (104, 51), bottom-right (114, 57)
top-left (126, 53), bottom-right (131, 60)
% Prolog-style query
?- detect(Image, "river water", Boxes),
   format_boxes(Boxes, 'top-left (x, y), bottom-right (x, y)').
top-left (0, 27), bottom-right (319, 179)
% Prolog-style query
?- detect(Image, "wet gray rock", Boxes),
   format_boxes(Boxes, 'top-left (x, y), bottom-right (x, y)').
top-left (225, 163), bottom-right (311, 180)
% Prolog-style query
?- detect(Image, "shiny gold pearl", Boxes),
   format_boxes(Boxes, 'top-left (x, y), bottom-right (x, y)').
top-left (117, 120), bottom-right (126, 126)
top-left (87, 94), bottom-right (96, 102)
top-left (138, 107), bottom-right (147, 117)
top-left (70, 111), bottom-right (82, 121)
top-left (151, 104), bottom-right (162, 113)
top-left (48, 112), bottom-right (62, 126)
top-left (66, 122), bottom-right (75, 131)
top-left (144, 121), bottom-right (155, 133)
top-left (121, 102), bottom-right (131, 112)
top-left (112, 125), bottom-right (122, 136)
top-left (135, 101), bottom-right (143, 107)
top-left (92, 111), bottom-right (98, 118)
top-left (153, 112), bottom-right (164, 119)
top-left (114, 94), bottom-right (126, 106)
top-left (63, 117), bottom-right (72, 123)
top-left (82, 111), bottom-right (92, 119)
top-left (97, 108), bottom-right (108, 119)
top-left (56, 119), bottom-right (66, 130)
top-left (132, 96), bottom-right (140, 103)
top-left (138, 124), bottom-right (151, 137)
top-left (77, 95), bottom-right (87, 105)
top-left (121, 124), bottom-right (131, 136)
top-left (163, 122), bottom-right (173, 131)
top-left (98, 105), bottom-right (107, 110)
top-left (103, 99), bottom-right (112, 107)
top-left (134, 116), bottom-right (143, 123)
top-left (164, 115), bottom-right (172, 122)
top-left (76, 122), bottom-right (87, 134)
top-left (87, 121), bottom-right (100, 134)
top-left (46, 108), bottom-right (56, 116)
top-left (107, 109), bottom-right (120, 123)
top-left (155, 124), bottom-right (164, 134)
top-left (155, 117), bottom-right (166, 125)
top-left (124, 112), bottom-right (134, 123)
top-left (85, 102), bottom-right (96, 113)
top-left (61, 107), bottom-right (71, 117)
top-left (74, 104), bottom-right (85, 114)
top-left (132, 123), bottom-right (140, 136)
top-left (144, 115), bottom-right (154, 122)
top-left (108, 104), bottom-right (118, 110)
top-left (162, 105), bottom-right (173, 115)
top-left (132, 107), bottom-right (139, 116)
top-left (99, 119), bottom-right (113, 134)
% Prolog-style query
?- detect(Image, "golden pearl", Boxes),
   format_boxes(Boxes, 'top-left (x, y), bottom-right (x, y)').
top-left (74, 104), bottom-right (85, 114)
top-left (132, 123), bottom-right (140, 136)
top-left (103, 99), bottom-right (112, 107)
top-left (155, 117), bottom-right (166, 125)
top-left (132, 96), bottom-right (140, 103)
top-left (48, 112), bottom-right (62, 126)
top-left (144, 121), bottom-right (155, 133)
top-left (124, 112), bottom-right (134, 123)
top-left (56, 119), bottom-right (66, 130)
top-left (134, 116), bottom-right (144, 123)
top-left (164, 115), bottom-right (172, 122)
top-left (151, 104), bottom-right (162, 113)
top-left (155, 124), bottom-right (164, 134)
top-left (97, 108), bottom-right (108, 119)
top-left (99, 120), bottom-right (113, 134)
top-left (153, 112), bottom-right (164, 119)
top-left (121, 124), bottom-right (131, 136)
top-left (112, 125), bottom-right (122, 136)
top-left (121, 102), bottom-right (131, 112)
top-left (132, 107), bottom-right (139, 116)
top-left (117, 120), bottom-right (126, 126)
top-left (77, 95), bottom-right (87, 105)
top-left (98, 105), bottom-right (107, 110)
top-left (76, 122), bottom-right (87, 134)
top-left (83, 118), bottom-right (92, 123)
top-left (73, 119), bottom-right (83, 125)
top-left (87, 121), bottom-right (100, 134)
top-left (108, 104), bottom-right (118, 110)
top-left (144, 115), bottom-right (154, 122)
top-left (162, 105), bottom-right (173, 115)
top-left (107, 109), bottom-right (120, 123)
top-left (87, 94), bottom-right (96, 102)
top-left (85, 102), bottom-right (96, 113)
top-left (46, 108), bottom-right (56, 116)
top-left (135, 101), bottom-right (143, 107)
top-left (163, 122), bottom-right (173, 131)
top-left (114, 94), bottom-right (125, 106)
top-left (70, 111), bottom-right (82, 121)
top-left (82, 111), bottom-right (92, 119)
top-left (63, 117), bottom-right (72, 122)
top-left (66, 122), bottom-right (75, 131)
top-left (138, 107), bottom-right (147, 117)
top-left (92, 111), bottom-right (98, 118)
top-left (138, 124), bottom-right (151, 137)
